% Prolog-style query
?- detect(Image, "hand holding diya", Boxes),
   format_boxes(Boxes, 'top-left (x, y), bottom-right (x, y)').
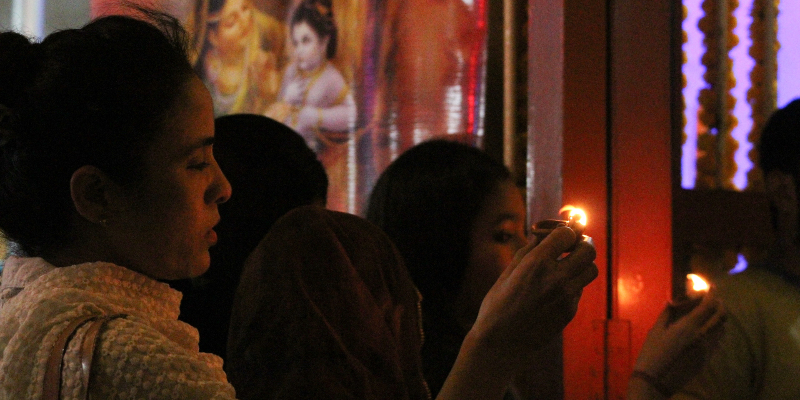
top-left (531, 205), bottom-right (587, 252)
top-left (667, 273), bottom-right (711, 324)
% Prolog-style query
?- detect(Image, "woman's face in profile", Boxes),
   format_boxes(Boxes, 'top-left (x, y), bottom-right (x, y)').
top-left (212, 0), bottom-right (254, 52)
top-left (456, 180), bottom-right (527, 328)
top-left (109, 77), bottom-right (232, 280)
top-left (291, 21), bottom-right (328, 71)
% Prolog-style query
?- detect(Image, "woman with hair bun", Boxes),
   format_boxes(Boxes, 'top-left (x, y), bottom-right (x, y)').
top-left (0, 7), bottom-right (599, 399)
top-left (0, 9), bottom-right (236, 399)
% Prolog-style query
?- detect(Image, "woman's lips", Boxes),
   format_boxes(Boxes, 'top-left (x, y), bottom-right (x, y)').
top-left (207, 229), bottom-right (218, 246)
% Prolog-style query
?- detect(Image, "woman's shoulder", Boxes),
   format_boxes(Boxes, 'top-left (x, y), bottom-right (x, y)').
top-left (714, 267), bottom-right (800, 334)
top-left (718, 267), bottom-right (800, 299)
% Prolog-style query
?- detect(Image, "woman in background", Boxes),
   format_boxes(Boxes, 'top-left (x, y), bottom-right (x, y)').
top-left (366, 139), bottom-right (531, 397)
top-left (367, 139), bottom-right (726, 399)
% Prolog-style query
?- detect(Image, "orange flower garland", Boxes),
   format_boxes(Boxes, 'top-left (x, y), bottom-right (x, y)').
top-left (696, 0), bottom-right (739, 189)
top-left (746, 0), bottom-right (779, 191)
top-left (682, 4), bottom-right (689, 152)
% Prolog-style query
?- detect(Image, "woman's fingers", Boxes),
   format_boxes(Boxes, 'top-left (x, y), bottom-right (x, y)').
top-left (561, 260), bottom-right (599, 297)
top-left (653, 302), bottom-right (672, 329)
top-left (697, 299), bottom-right (726, 337)
top-left (556, 238), bottom-right (598, 279)
top-left (699, 305), bottom-right (726, 336)
top-left (508, 227), bottom-right (577, 281)
top-left (531, 226), bottom-right (578, 261)
top-left (681, 293), bottom-right (724, 332)
top-left (470, 225), bottom-right (599, 366)
top-left (506, 239), bottom-right (539, 280)
top-left (664, 293), bottom-right (726, 353)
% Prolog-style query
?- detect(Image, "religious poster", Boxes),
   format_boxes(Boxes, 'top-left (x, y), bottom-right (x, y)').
top-left (92, 0), bottom-right (488, 213)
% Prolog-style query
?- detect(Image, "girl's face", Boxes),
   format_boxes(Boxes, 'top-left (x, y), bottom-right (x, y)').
top-left (291, 21), bottom-right (328, 71)
top-left (456, 180), bottom-right (527, 328)
top-left (211, 0), bottom-right (254, 52)
top-left (108, 77), bottom-right (232, 280)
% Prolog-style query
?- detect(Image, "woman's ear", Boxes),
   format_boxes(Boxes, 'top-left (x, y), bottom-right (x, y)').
top-left (70, 165), bottom-right (120, 225)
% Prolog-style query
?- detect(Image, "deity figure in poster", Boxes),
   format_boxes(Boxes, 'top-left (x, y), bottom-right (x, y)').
top-left (182, 0), bottom-right (359, 211)
top-left (266, 0), bottom-right (358, 211)
top-left (106, 0), bottom-right (485, 213)
top-left (266, 0), bottom-right (356, 150)
top-left (190, 0), bottom-right (286, 116)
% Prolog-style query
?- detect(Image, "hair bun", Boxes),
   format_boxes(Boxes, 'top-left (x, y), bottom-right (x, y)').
top-left (0, 32), bottom-right (41, 109)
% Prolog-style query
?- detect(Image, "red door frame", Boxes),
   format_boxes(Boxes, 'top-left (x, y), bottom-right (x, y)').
top-left (529, 1), bottom-right (679, 398)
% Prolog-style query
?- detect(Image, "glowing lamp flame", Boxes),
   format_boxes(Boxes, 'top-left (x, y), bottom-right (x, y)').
top-left (687, 273), bottom-right (710, 293)
top-left (687, 274), bottom-right (709, 291)
top-left (559, 205), bottom-right (587, 226)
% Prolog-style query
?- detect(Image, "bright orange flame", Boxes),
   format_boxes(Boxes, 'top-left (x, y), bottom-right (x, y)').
top-left (687, 274), bottom-right (710, 292)
top-left (559, 205), bottom-right (587, 226)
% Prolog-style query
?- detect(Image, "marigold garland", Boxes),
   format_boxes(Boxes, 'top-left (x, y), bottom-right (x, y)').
top-left (746, 0), bottom-right (779, 191)
top-left (696, 0), bottom-right (740, 190)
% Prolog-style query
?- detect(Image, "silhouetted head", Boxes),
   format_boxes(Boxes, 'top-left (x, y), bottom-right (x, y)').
top-left (211, 113), bottom-right (328, 265)
top-left (177, 114), bottom-right (327, 359)
top-left (366, 139), bottom-right (516, 317)
top-left (759, 99), bottom-right (800, 249)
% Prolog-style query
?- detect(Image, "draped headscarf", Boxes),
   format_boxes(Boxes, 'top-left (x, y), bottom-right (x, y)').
top-left (226, 205), bottom-right (430, 400)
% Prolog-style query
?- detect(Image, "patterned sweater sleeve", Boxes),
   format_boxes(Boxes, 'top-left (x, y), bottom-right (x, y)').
top-left (72, 317), bottom-right (238, 400)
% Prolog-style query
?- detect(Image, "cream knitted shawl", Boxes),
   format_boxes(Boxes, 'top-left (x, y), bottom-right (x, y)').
top-left (0, 256), bottom-right (237, 399)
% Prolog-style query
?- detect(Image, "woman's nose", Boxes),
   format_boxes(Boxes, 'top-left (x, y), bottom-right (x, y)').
top-left (208, 163), bottom-right (232, 205)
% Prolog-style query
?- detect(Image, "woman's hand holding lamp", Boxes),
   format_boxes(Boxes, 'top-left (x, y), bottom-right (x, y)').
top-left (531, 206), bottom-right (587, 252)
top-left (667, 274), bottom-right (711, 324)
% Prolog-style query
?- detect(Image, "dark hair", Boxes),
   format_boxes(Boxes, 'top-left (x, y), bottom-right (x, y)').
top-left (0, 9), bottom-right (195, 256)
top-left (177, 114), bottom-right (328, 360)
top-left (758, 99), bottom-right (800, 176)
top-left (366, 139), bottom-right (512, 317)
top-left (291, 0), bottom-right (337, 59)
top-left (757, 99), bottom-right (800, 234)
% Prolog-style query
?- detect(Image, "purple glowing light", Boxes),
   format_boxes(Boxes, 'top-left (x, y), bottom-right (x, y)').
top-left (778, 2), bottom-right (800, 108)
top-left (731, 1), bottom-right (755, 190)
